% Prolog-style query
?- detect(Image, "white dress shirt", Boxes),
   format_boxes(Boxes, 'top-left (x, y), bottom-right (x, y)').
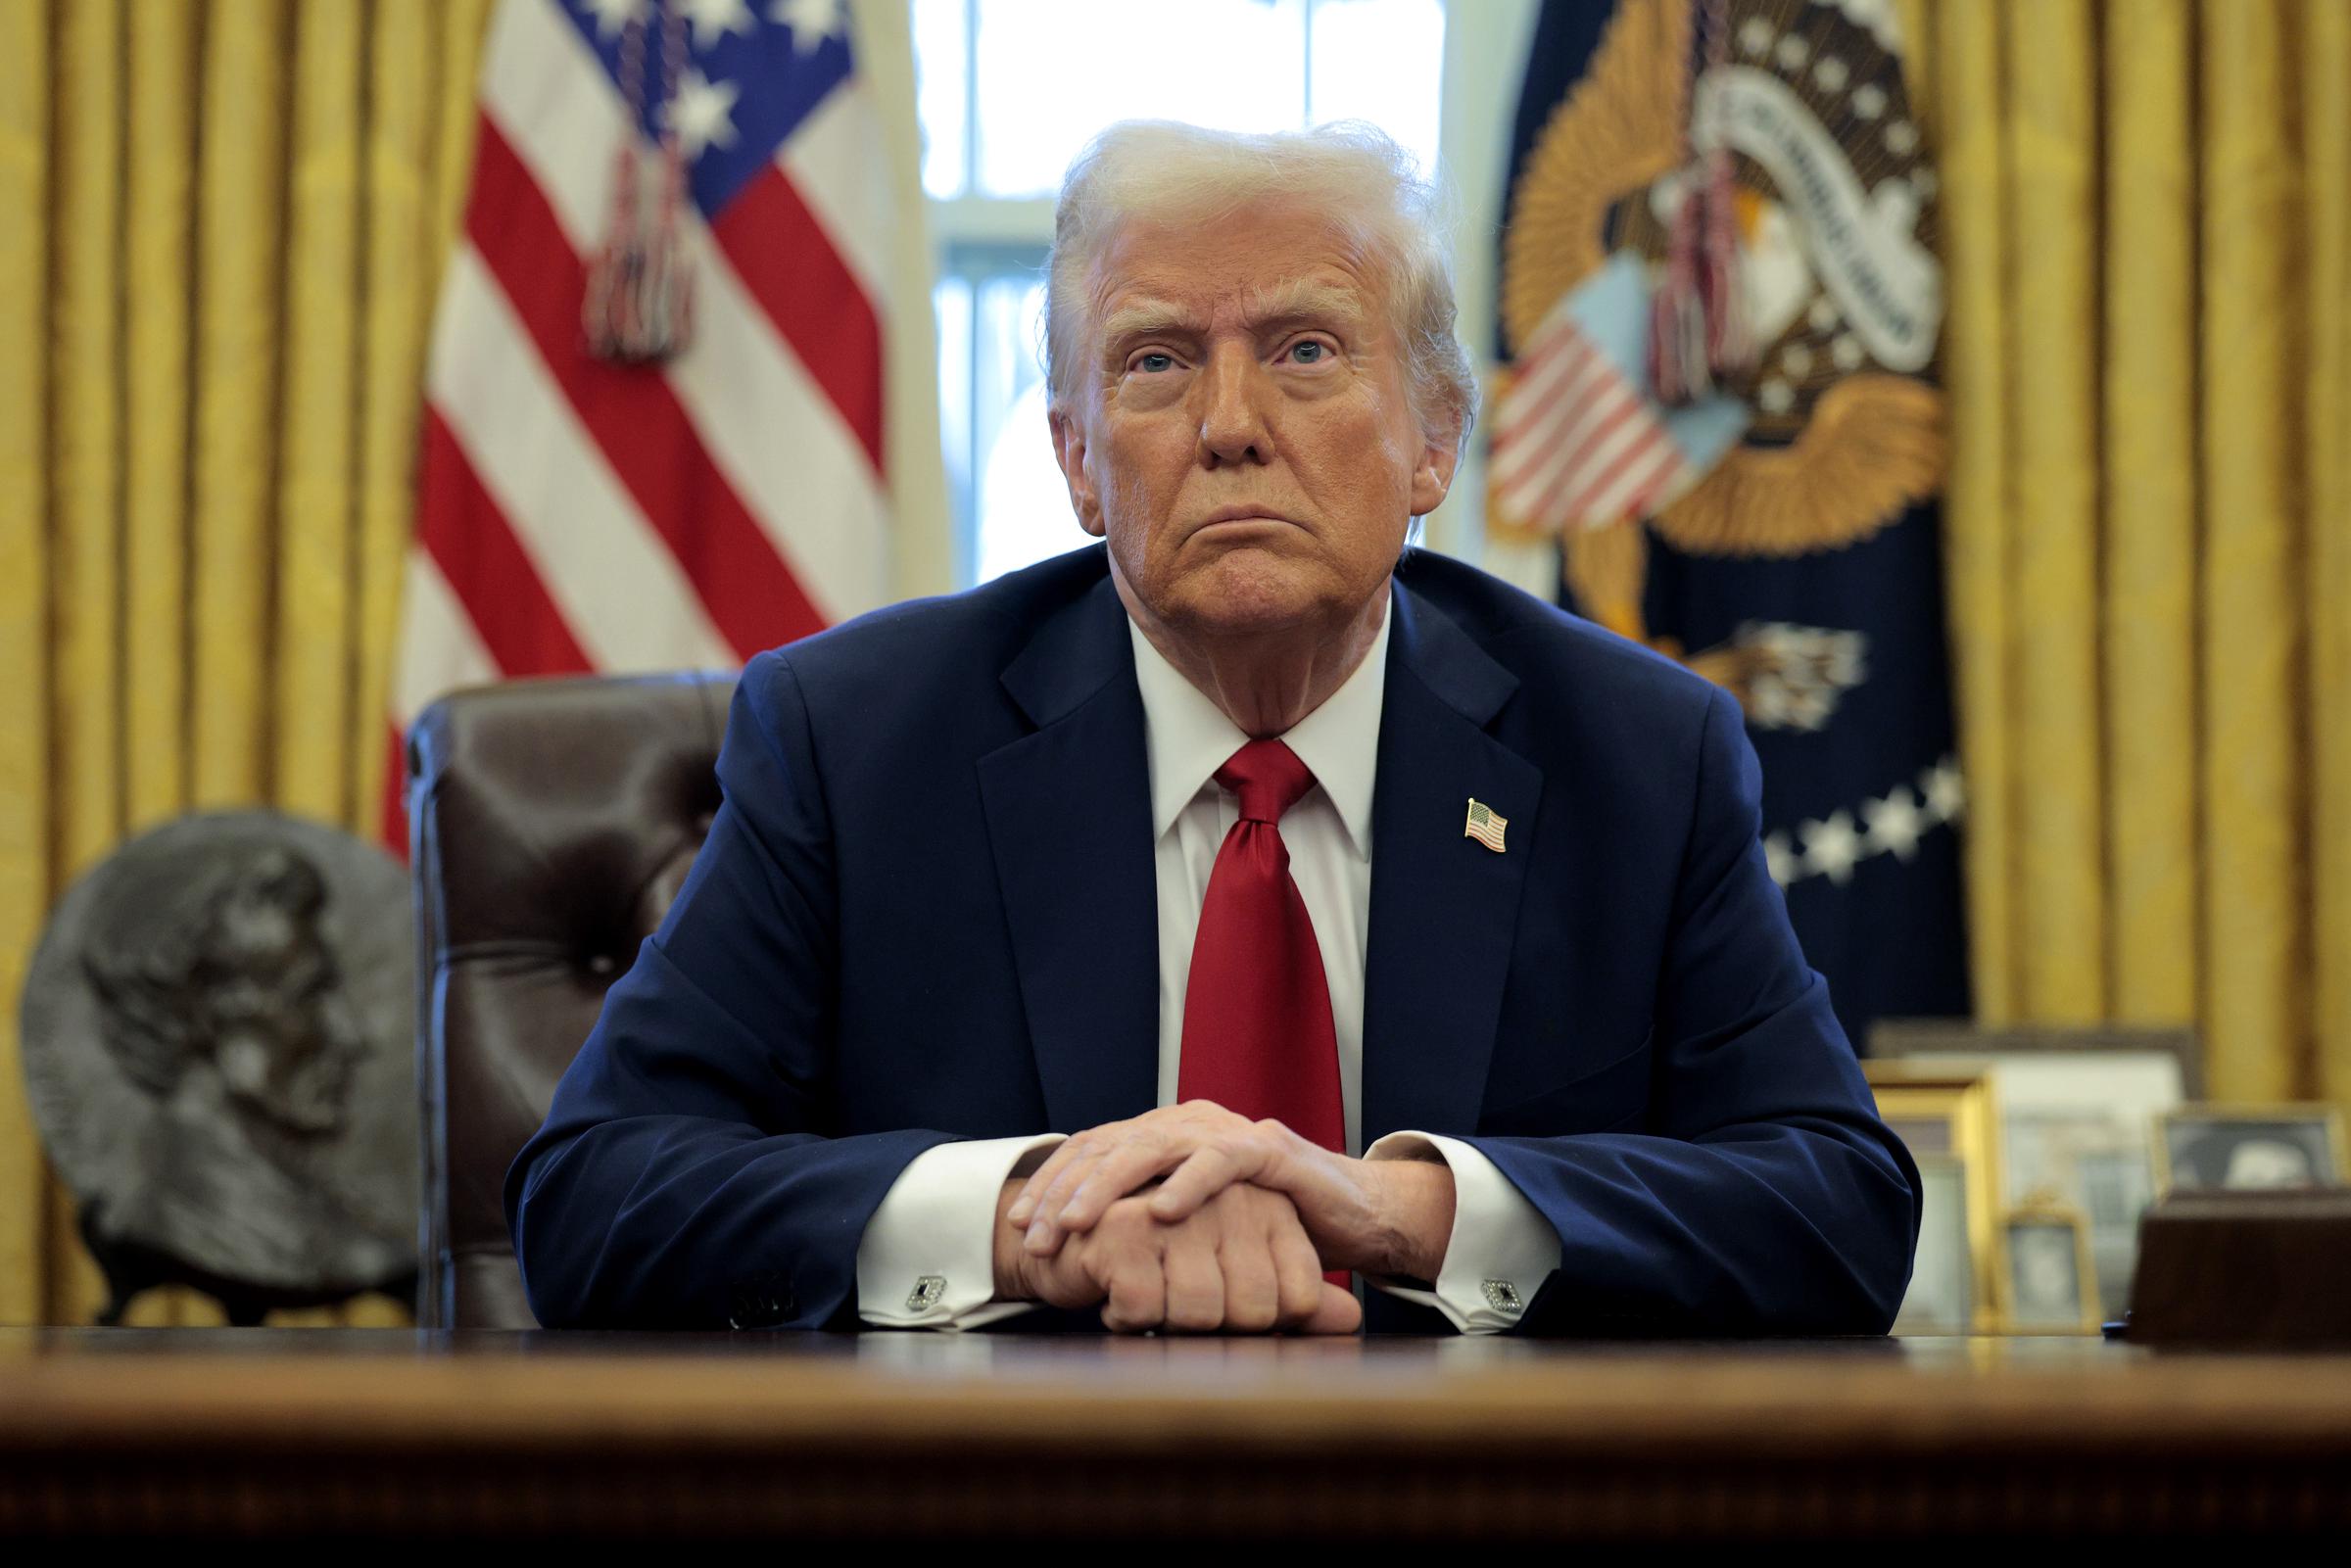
top-left (855, 592), bottom-right (1561, 1332)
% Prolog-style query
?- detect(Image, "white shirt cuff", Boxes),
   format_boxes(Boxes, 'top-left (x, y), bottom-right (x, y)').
top-left (1361, 1131), bottom-right (1560, 1334)
top-left (855, 1133), bottom-right (1066, 1329)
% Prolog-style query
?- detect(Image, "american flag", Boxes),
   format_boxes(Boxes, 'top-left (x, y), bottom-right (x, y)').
top-left (1463, 798), bottom-right (1508, 854)
top-left (1487, 253), bottom-right (1747, 537)
top-left (384, 0), bottom-right (897, 841)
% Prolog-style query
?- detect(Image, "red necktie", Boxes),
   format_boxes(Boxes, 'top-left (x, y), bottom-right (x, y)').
top-left (1177, 739), bottom-right (1347, 1287)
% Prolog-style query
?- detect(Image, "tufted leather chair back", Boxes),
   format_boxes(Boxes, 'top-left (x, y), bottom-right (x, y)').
top-left (408, 672), bottom-right (735, 1328)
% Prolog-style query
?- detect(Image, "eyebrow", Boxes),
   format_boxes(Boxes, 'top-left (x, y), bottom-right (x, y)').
top-left (1096, 280), bottom-right (1368, 354)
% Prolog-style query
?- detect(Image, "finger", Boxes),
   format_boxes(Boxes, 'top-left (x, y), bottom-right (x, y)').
top-left (1300, 1280), bottom-right (1363, 1336)
top-left (1271, 1225), bottom-right (1327, 1329)
top-left (1218, 1231), bottom-right (1280, 1334)
top-left (1099, 1252), bottom-right (1166, 1335)
top-left (1053, 1140), bottom-right (1197, 1236)
top-left (1022, 1142), bottom-right (1117, 1255)
top-left (1007, 1137), bottom-right (1096, 1228)
top-left (1143, 1141), bottom-right (1263, 1224)
top-left (1160, 1237), bottom-right (1224, 1334)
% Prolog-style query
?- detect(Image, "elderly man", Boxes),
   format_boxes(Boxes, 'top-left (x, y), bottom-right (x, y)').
top-left (507, 121), bottom-right (1921, 1336)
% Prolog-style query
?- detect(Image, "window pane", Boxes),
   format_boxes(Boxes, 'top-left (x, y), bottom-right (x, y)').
top-left (912, 0), bottom-right (970, 198)
top-left (971, 0), bottom-right (1310, 198)
top-left (1307, 0), bottom-right (1444, 179)
top-left (932, 276), bottom-right (976, 578)
top-left (973, 279), bottom-right (1085, 581)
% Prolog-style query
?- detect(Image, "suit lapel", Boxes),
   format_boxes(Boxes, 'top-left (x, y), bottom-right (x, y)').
top-left (1361, 580), bottom-right (1544, 1145)
top-left (978, 572), bottom-right (1161, 1133)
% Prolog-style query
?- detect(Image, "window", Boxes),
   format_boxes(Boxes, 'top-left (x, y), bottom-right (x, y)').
top-left (913, 0), bottom-right (1449, 586)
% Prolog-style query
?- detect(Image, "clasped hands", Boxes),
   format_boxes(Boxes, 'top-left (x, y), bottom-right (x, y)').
top-left (988, 1101), bottom-right (1457, 1335)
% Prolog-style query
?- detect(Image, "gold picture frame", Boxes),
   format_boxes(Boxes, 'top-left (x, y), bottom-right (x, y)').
top-left (1998, 1201), bottom-right (2103, 1334)
top-left (2152, 1103), bottom-right (2351, 1196)
top-left (1865, 1062), bottom-right (2005, 1332)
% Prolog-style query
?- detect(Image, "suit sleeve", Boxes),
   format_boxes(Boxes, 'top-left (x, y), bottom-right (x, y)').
top-left (504, 652), bottom-right (964, 1330)
top-left (1459, 687), bottom-right (1924, 1337)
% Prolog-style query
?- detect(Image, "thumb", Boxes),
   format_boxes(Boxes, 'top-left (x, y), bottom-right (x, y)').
top-left (1301, 1280), bottom-right (1364, 1336)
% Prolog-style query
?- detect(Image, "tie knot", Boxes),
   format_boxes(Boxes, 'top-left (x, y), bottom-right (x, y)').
top-left (1215, 738), bottom-right (1316, 824)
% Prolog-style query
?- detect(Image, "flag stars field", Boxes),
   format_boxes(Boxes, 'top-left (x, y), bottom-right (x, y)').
top-left (667, 69), bottom-right (743, 160)
top-left (681, 0), bottom-right (757, 50)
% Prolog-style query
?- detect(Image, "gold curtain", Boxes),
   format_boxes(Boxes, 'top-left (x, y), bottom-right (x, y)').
top-left (1902, 0), bottom-right (2351, 1106)
top-left (0, 0), bottom-right (492, 1326)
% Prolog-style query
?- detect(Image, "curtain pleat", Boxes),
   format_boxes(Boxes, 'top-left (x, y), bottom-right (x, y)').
top-left (48, 0), bottom-right (128, 1329)
top-left (1930, 0), bottom-right (2014, 1020)
top-left (53, 0), bottom-right (121, 886)
top-left (0, 0), bottom-right (55, 1331)
top-left (2308, 0), bottom-right (2351, 1110)
top-left (2003, 0), bottom-right (2105, 1022)
top-left (348, 0), bottom-right (434, 839)
top-left (191, 0), bottom-right (287, 808)
top-left (2100, 0), bottom-right (2198, 1026)
top-left (274, 0), bottom-right (364, 825)
top-left (1, 0), bottom-right (490, 1325)
top-left (125, 1), bottom-right (198, 837)
top-left (2197, 0), bottom-right (2304, 1102)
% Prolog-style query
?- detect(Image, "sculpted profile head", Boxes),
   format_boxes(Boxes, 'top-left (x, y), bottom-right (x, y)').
top-left (81, 845), bottom-right (363, 1138)
top-left (1043, 120), bottom-right (1477, 721)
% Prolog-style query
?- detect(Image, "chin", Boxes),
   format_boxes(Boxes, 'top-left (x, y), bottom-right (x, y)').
top-left (1167, 548), bottom-right (1337, 637)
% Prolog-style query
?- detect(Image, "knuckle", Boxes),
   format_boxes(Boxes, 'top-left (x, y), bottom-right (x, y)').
top-left (1227, 1296), bottom-right (1277, 1333)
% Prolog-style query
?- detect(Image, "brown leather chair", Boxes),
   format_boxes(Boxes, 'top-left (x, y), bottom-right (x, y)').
top-left (408, 672), bottom-right (734, 1328)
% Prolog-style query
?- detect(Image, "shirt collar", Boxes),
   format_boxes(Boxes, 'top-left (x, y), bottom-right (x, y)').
top-left (1127, 590), bottom-right (1390, 860)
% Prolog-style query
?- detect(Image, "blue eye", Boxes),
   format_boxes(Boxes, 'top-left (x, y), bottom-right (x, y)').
top-left (1135, 353), bottom-right (1175, 373)
top-left (1290, 341), bottom-right (1326, 363)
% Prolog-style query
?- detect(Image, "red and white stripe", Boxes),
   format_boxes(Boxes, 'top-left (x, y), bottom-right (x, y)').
top-left (384, 0), bottom-right (896, 843)
top-left (1490, 299), bottom-right (1691, 537)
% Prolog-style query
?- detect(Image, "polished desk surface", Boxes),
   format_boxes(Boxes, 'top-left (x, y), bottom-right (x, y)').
top-left (6, 1329), bottom-right (2351, 1540)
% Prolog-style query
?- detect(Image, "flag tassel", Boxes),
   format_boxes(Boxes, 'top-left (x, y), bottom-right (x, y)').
top-left (1650, 0), bottom-right (1751, 407)
top-left (585, 0), bottom-right (695, 364)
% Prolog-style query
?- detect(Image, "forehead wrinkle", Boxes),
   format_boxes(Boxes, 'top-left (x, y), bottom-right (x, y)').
top-left (1237, 276), bottom-right (1368, 330)
top-left (1096, 294), bottom-right (1204, 347)
top-left (1095, 276), bottom-right (1372, 354)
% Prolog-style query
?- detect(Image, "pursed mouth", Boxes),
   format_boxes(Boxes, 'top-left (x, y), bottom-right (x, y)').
top-left (1189, 508), bottom-right (1303, 536)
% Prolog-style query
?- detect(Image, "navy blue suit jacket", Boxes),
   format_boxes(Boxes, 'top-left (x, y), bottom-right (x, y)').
top-left (506, 545), bottom-right (1921, 1334)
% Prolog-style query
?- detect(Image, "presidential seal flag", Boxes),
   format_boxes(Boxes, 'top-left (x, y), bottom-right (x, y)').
top-left (1494, 0), bottom-right (1968, 1045)
top-left (382, 0), bottom-right (907, 844)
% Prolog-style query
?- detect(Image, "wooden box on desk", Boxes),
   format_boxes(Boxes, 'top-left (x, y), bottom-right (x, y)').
top-left (2130, 1189), bottom-right (2351, 1348)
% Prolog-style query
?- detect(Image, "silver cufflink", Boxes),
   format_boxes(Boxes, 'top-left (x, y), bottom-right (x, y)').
top-left (1481, 1279), bottom-right (1523, 1316)
top-left (906, 1275), bottom-right (947, 1312)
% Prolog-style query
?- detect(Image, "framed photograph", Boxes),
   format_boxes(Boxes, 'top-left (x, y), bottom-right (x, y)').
top-left (1893, 1155), bottom-right (1973, 1335)
top-left (2155, 1105), bottom-right (2350, 1195)
top-left (1999, 1204), bottom-right (2102, 1334)
top-left (1872, 1021), bottom-right (2203, 1097)
top-left (1864, 1062), bottom-right (2002, 1332)
top-left (1870, 1021), bottom-right (2195, 1314)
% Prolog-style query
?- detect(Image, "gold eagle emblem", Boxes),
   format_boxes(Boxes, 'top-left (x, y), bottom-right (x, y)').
top-left (1494, 0), bottom-right (1949, 643)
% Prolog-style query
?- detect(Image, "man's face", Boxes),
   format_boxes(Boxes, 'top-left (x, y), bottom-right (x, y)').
top-left (1051, 204), bottom-right (1455, 641)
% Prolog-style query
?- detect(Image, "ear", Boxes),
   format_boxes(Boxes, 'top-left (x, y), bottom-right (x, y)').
top-left (1049, 404), bottom-right (1106, 539)
top-left (1408, 419), bottom-right (1462, 519)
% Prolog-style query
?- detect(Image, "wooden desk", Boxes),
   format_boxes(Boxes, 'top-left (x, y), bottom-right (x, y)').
top-left (5, 1330), bottom-right (2350, 1541)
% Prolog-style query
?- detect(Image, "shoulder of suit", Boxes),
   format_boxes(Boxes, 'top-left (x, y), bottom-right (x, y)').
top-left (745, 545), bottom-right (1110, 696)
top-left (1394, 547), bottom-right (1718, 714)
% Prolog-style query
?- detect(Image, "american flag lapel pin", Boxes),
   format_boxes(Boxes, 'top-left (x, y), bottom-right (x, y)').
top-left (1463, 798), bottom-right (1508, 853)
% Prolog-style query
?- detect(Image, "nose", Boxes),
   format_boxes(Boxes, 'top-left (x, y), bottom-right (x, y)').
top-left (1194, 341), bottom-right (1271, 468)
